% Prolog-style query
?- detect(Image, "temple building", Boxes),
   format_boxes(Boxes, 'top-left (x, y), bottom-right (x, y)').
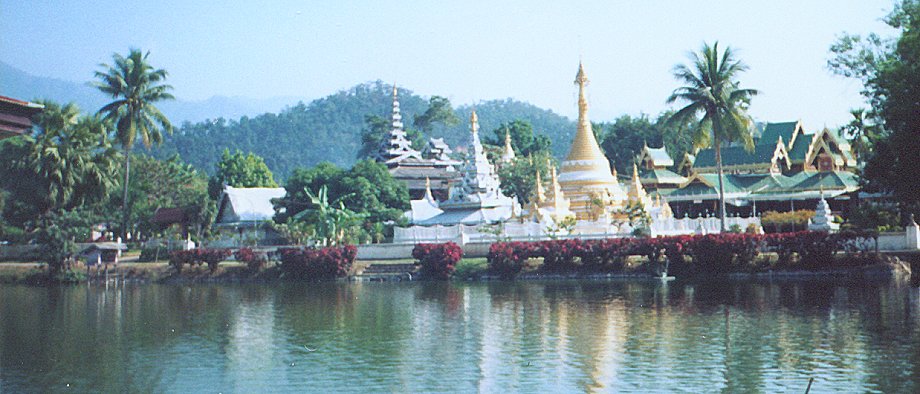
top-left (374, 85), bottom-right (460, 200)
top-left (557, 63), bottom-right (628, 220)
top-left (663, 120), bottom-right (860, 217)
top-left (412, 111), bottom-right (519, 226)
top-left (0, 96), bottom-right (43, 140)
top-left (636, 142), bottom-right (686, 192)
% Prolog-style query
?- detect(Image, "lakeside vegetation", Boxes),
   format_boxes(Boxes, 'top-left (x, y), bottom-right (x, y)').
top-left (1, 1), bottom-right (919, 284)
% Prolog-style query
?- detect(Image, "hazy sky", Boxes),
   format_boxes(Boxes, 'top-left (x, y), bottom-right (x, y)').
top-left (1, 1), bottom-right (896, 128)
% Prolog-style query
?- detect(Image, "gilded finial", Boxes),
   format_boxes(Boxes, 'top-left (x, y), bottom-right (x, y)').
top-left (470, 110), bottom-right (479, 135)
top-left (575, 61), bottom-right (588, 86)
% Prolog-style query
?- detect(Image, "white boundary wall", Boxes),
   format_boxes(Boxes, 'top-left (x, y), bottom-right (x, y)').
top-left (393, 216), bottom-right (762, 244)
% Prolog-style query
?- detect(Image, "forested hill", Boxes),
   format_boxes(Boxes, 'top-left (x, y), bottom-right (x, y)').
top-left (152, 81), bottom-right (576, 179)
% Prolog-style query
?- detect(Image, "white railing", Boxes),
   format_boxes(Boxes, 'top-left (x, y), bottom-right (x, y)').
top-left (393, 216), bottom-right (763, 244)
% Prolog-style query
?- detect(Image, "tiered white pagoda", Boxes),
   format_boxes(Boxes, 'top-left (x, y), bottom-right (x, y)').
top-left (415, 111), bottom-right (519, 225)
top-left (374, 85), bottom-right (460, 200)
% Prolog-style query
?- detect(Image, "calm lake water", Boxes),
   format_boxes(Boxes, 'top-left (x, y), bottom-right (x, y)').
top-left (1, 279), bottom-right (919, 393)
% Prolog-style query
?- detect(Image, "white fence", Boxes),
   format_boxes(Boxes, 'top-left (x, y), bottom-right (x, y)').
top-left (394, 216), bottom-right (763, 244)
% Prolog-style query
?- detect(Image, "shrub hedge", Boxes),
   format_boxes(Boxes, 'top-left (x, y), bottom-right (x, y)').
top-left (169, 248), bottom-right (232, 273)
top-left (278, 245), bottom-right (357, 280)
top-left (412, 242), bottom-right (463, 280)
top-left (487, 231), bottom-right (878, 279)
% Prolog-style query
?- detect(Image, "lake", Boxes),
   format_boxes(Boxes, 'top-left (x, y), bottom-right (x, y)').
top-left (1, 279), bottom-right (918, 393)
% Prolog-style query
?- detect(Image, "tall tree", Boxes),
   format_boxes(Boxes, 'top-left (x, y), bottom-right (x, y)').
top-left (666, 42), bottom-right (759, 231)
top-left (413, 95), bottom-right (460, 134)
top-left (94, 49), bottom-right (175, 239)
top-left (830, 0), bottom-right (920, 218)
top-left (27, 101), bottom-right (119, 213)
top-left (208, 149), bottom-right (278, 199)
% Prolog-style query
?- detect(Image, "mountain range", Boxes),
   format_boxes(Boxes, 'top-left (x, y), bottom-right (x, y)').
top-left (0, 61), bottom-right (301, 123)
top-left (0, 61), bottom-right (577, 179)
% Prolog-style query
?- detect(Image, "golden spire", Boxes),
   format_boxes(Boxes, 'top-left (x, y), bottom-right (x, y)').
top-left (565, 62), bottom-right (608, 163)
top-left (534, 169), bottom-right (546, 203)
top-left (628, 162), bottom-right (647, 202)
top-left (470, 110), bottom-right (479, 134)
top-left (501, 128), bottom-right (516, 162)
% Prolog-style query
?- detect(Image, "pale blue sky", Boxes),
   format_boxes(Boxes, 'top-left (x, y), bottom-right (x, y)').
top-left (1, 1), bottom-right (895, 128)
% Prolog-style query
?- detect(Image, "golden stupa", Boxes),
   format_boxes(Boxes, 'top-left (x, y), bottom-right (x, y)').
top-left (557, 63), bottom-right (627, 220)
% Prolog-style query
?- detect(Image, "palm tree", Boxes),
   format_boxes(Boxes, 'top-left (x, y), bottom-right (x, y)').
top-left (28, 101), bottom-right (120, 213)
top-left (843, 108), bottom-right (881, 161)
top-left (93, 49), bottom-right (175, 240)
top-left (666, 42), bottom-right (759, 232)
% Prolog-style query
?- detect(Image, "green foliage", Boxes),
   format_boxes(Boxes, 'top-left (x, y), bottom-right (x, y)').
top-left (760, 210), bottom-right (815, 233)
top-left (208, 149), bottom-right (277, 199)
top-left (289, 185), bottom-right (366, 246)
top-left (36, 208), bottom-right (100, 276)
top-left (111, 154), bottom-right (213, 240)
top-left (844, 202), bottom-right (902, 232)
top-left (830, 1), bottom-right (920, 219)
top-left (413, 95), bottom-right (460, 133)
top-left (598, 112), bottom-right (695, 174)
top-left (484, 120), bottom-right (552, 157)
top-left (0, 101), bottom-right (119, 236)
top-left (497, 152), bottom-right (555, 205)
top-left (276, 160), bottom-right (409, 224)
top-left (153, 83), bottom-right (576, 178)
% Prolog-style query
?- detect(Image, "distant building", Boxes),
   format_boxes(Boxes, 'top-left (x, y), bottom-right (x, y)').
top-left (636, 142), bottom-right (686, 192)
top-left (0, 95), bottom-right (43, 140)
top-left (663, 120), bottom-right (859, 218)
top-left (213, 186), bottom-right (287, 246)
top-left (374, 85), bottom-right (460, 201)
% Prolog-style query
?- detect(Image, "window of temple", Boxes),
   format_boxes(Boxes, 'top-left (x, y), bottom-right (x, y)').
top-left (817, 153), bottom-right (834, 172)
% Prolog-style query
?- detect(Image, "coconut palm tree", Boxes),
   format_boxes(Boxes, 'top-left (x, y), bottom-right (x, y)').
top-left (93, 49), bottom-right (174, 239)
top-left (666, 42), bottom-right (759, 231)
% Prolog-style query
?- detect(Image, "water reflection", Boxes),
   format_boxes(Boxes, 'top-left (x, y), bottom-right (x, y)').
top-left (1, 280), bottom-right (918, 392)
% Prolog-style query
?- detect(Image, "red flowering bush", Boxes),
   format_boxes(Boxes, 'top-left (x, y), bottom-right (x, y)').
top-left (538, 239), bottom-right (581, 272)
top-left (235, 247), bottom-right (268, 271)
top-left (169, 248), bottom-right (232, 273)
top-left (279, 245), bottom-right (357, 280)
top-left (488, 242), bottom-right (529, 279)
top-left (412, 242), bottom-right (463, 280)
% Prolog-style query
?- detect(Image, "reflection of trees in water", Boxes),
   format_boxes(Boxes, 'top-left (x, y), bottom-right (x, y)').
top-left (1, 280), bottom-right (918, 392)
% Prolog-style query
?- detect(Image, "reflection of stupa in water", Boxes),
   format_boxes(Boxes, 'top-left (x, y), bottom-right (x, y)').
top-left (557, 63), bottom-right (629, 220)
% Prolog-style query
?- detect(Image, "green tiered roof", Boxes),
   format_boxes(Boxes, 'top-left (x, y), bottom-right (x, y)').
top-left (692, 143), bottom-right (779, 169)
top-left (639, 168), bottom-right (687, 185)
top-left (666, 171), bottom-right (859, 203)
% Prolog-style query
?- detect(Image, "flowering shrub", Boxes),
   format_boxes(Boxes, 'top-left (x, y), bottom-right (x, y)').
top-left (488, 242), bottom-right (530, 279)
top-left (169, 248), bottom-right (232, 273)
top-left (485, 230), bottom-right (879, 278)
top-left (412, 242), bottom-right (463, 280)
top-left (279, 245), bottom-right (357, 280)
top-left (235, 247), bottom-right (268, 271)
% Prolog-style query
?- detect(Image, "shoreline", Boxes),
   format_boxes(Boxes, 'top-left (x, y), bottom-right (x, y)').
top-left (0, 255), bottom-right (913, 285)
